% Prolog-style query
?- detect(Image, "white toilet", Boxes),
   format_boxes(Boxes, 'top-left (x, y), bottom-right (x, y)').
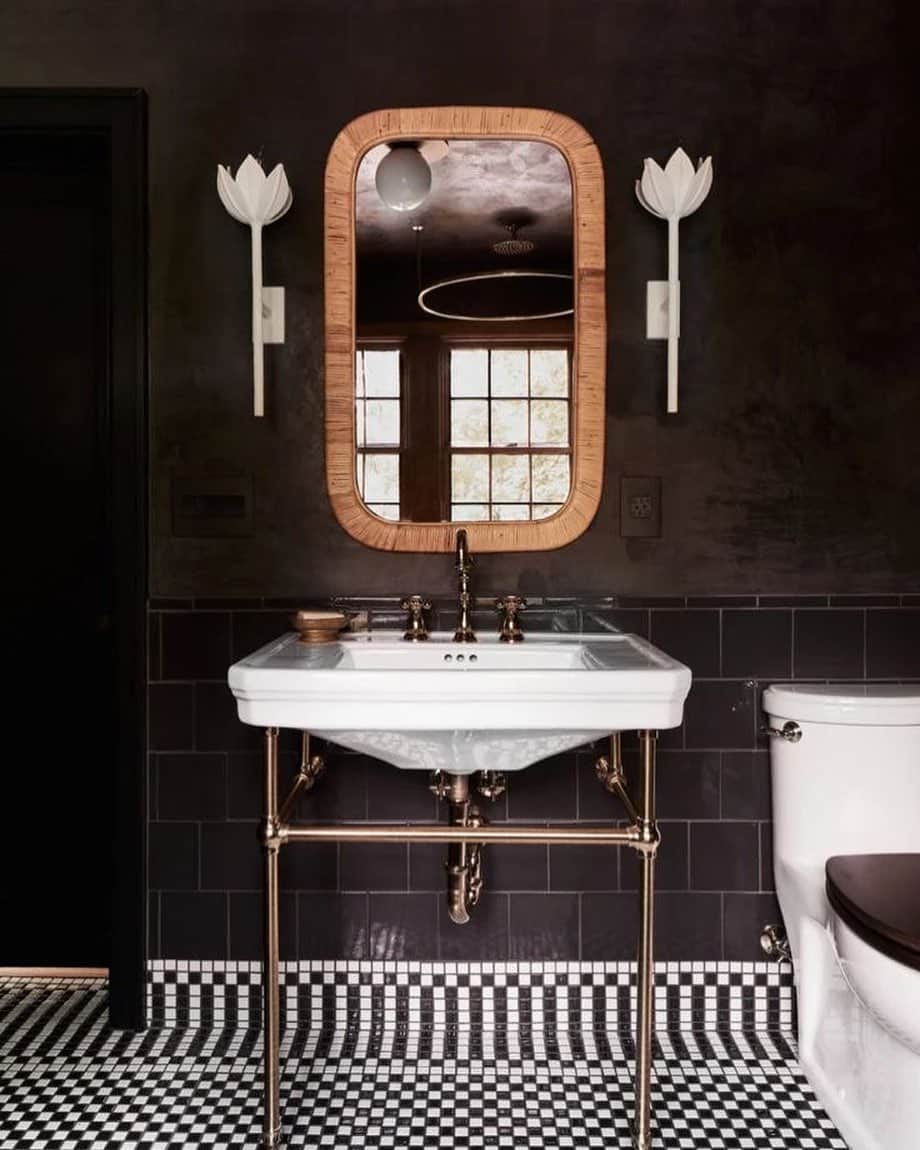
top-left (764, 684), bottom-right (920, 1150)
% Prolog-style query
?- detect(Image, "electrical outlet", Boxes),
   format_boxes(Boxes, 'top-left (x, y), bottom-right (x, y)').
top-left (620, 477), bottom-right (661, 538)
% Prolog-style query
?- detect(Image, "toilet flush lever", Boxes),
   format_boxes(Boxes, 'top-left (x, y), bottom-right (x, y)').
top-left (761, 719), bottom-right (802, 743)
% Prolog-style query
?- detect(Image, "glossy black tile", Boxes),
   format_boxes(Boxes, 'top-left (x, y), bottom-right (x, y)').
top-left (866, 608), bottom-right (920, 677)
top-left (200, 822), bottom-right (261, 891)
top-left (690, 822), bottom-right (759, 892)
top-left (229, 891), bottom-right (297, 960)
top-left (579, 607), bottom-right (649, 638)
top-left (723, 892), bottom-right (783, 960)
top-left (760, 824), bottom-right (775, 892)
top-left (509, 893), bottom-right (579, 960)
top-left (148, 683), bottom-right (195, 751)
top-left (794, 609), bottom-right (864, 678)
top-left (196, 682), bottom-right (260, 752)
top-left (721, 752), bottom-right (771, 820)
top-left (366, 761), bottom-right (438, 821)
top-left (654, 751), bottom-right (721, 819)
top-left (149, 823), bottom-right (198, 891)
top-left (722, 610), bottom-right (791, 679)
top-left (368, 893), bottom-right (438, 960)
top-left (437, 892), bottom-right (509, 960)
top-left (549, 844), bottom-right (619, 892)
top-left (485, 844), bottom-right (548, 891)
top-left (230, 610), bottom-right (290, 661)
top-left (279, 842), bottom-right (338, 891)
top-left (506, 754), bottom-right (576, 821)
top-left (162, 893), bottom-right (227, 960)
top-left (340, 842), bottom-right (407, 891)
top-left (148, 612), bottom-right (161, 680)
top-left (649, 610), bottom-right (720, 677)
top-left (580, 893), bottom-right (639, 960)
top-left (162, 611), bottom-right (231, 681)
top-left (298, 893), bottom-right (367, 960)
top-left (157, 753), bottom-right (226, 821)
top-left (653, 893), bottom-right (723, 960)
top-left (684, 682), bottom-right (756, 749)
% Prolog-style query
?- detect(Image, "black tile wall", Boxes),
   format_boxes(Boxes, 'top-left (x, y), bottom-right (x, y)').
top-left (148, 596), bottom-right (920, 962)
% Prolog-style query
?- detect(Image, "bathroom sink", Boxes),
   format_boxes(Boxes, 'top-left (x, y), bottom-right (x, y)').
top-left (228, 631), bottom-right (691, 773)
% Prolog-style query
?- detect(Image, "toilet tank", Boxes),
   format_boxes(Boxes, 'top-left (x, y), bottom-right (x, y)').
top-left (763, 684), bottom-right (920, 954)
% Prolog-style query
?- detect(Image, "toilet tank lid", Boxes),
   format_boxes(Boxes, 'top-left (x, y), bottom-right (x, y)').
top-left (763, 683), bottom-right (920, 725)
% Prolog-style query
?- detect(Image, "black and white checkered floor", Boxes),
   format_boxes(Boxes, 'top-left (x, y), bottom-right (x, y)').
top-left (0, 971), bottom-right (849, 1149)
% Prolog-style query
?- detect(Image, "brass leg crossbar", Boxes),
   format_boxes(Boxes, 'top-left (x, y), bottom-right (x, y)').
top-left (259, 728), bottom-right (660, 1149)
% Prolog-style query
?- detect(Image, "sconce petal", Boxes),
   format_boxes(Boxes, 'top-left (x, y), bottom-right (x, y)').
top-left (640, 157), bottom-right (674, 217)
top-left (233, 154), bottom-right (269, 218)
top-left (259, 163), bottom-right (293, 223)
top-left (664, 147), bottom-right (697, 212)
top-left (217, 165), bottom-right (250, 223)
top-left (635, 179), bottom-right (667, 219)
top-left (678, 156), bottom-right (713, 218)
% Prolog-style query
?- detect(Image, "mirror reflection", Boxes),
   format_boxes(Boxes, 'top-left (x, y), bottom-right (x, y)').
top-left (354, 138), bottom-right (574, 524)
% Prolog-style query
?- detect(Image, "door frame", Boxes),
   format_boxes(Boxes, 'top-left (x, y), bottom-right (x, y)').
top-left (0, 89), bottom-right (148, 1028)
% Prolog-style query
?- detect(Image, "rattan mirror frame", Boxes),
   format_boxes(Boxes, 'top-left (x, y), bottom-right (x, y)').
top-left (324, 106), bottom-right (605, 552)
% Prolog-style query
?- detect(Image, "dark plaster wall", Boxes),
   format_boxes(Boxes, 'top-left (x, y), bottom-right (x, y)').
top-left (4, 0), bottom-right (919, 599)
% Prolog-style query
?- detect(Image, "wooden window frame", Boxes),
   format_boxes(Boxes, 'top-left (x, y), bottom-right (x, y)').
top-left (326, 106), bottom-right (605, 552)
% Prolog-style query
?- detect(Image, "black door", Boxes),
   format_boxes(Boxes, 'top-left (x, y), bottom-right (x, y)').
top-left (0, 93), bottom-right (146, 1025)
top-left (0, 132), bottom-right (114, 965)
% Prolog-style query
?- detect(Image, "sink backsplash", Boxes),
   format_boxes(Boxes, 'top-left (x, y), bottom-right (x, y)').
top-left (148, 592), bottom-right (920, 964)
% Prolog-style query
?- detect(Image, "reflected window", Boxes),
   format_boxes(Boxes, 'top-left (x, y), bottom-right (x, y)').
top-left (449, 347), bottom-right (571, 521)
top-left (355, 348), bottom-right (401, 520)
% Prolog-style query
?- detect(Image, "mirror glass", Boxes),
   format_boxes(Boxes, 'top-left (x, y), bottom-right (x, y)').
top-left (354, 138), bottom-right (574, 524)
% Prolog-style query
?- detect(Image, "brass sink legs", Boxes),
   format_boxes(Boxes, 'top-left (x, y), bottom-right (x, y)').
top-left (261, 727), bottom-right (283, 1149)
top-left (258, 731), bottom-right (660, 1149)
top-left (634, 730), bottom-right (659, 1150)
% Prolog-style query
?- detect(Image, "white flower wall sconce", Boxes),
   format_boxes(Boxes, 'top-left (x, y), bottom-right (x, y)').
top-left (217, 155), bottom-right (293, 417)
top-left (636, 148), bottom-right (713, 414)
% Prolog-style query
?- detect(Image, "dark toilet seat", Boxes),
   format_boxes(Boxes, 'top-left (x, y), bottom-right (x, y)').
top-left (826, 854), bottom-right (920, 972)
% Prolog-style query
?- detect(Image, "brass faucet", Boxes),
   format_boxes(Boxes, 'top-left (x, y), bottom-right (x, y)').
top-left (453, 529), bottom-right (476, 642)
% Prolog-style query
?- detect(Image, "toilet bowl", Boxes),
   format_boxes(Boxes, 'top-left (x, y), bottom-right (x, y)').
top-left (764, 684), bottom-right (920, 1150)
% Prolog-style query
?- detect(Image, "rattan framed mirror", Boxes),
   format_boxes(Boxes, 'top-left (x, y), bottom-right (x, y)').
top-left (324, 106), bottom-right (605, 552)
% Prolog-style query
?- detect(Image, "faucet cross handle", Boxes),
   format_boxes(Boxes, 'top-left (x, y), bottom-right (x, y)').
top-left (400, 595), bottom-right (431, 642)
top-left (496, 595), bottom-right (527, 643)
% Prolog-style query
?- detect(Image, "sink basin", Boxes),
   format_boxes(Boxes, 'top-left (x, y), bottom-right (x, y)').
top-left (228, 631), bottom-right (691, 773)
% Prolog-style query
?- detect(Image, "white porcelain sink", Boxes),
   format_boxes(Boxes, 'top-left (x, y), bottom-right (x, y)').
top-left (228, 631), bottom-right (691, 773)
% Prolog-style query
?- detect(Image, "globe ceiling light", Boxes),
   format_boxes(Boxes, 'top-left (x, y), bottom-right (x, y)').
top-left (375, 144), bottom-right (432, 212)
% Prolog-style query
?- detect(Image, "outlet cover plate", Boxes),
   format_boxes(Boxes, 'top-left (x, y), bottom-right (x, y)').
top-left (620, 476), bottom-right (662, 538)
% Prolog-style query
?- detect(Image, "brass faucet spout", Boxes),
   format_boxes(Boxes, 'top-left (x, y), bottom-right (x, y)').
top-left (453, 529), bottom-right (476, 642)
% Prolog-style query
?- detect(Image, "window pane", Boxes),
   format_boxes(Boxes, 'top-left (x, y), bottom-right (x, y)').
top-left (451, 348), bottom-right (488, 396)
top-left (492, 504), bottom-right (529, 520)
top-left (355, 453), bottom-right (365, 497)
top-left (531, 400), bottom-right (569, 447)
top-left (451, 454), bottom-right (489, 502)
top-left (363, 453), bottom-right (399, 502)
top-left (365, 399), bottom-right (400, 446)
top-left (451, 504), bottom-right (490, 521)
top-left (490, 400), bottom-right (528, 447)
top-left (532, 503), bottom-right (561, 520)
top-left (367, 503), bottom-right (400, 521)
top-left (355, 352), bottom-right (364, 397)
top-left (491, 349), bottom-right (528, 396)
top-left (531, 349), bottom-right (569, 397)
top-left (532, 454), bottom-right (570, 503)
top-left (363, 350), bottom-right (400, 396)
top-left (451, 400), bottom-right (489, 446)
top-left (491, 455), bottom-right (530, 502)
top-left (355, 402), bottom-right (366, 447)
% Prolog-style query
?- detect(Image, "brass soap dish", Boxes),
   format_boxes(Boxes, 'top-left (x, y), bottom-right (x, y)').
top-left (291, 609), bottom-right (348, 644)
